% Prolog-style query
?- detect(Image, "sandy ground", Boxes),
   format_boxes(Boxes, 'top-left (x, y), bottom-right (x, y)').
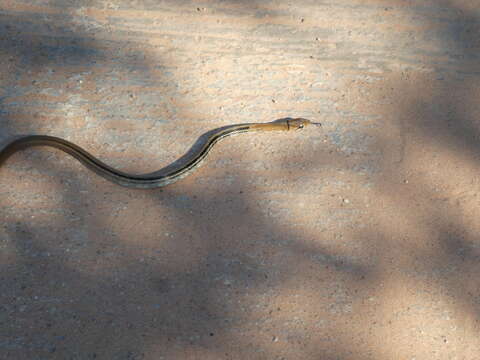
top-left (1, 0), bottom-right (480, 359)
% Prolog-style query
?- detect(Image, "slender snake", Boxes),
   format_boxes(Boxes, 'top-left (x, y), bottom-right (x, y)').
top-left (0, 118), bottom-right (320, 189)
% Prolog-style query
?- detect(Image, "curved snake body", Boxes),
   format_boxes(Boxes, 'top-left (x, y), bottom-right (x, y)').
top-left (0, 118), bottom-right (319, 189)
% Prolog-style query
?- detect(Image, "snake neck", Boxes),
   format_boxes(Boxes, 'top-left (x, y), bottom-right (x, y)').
top-left (248, 121), bottom-right (289, 132)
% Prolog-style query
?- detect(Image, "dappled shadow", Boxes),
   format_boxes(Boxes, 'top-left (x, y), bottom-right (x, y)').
top-left (357, 0), bottom-right (480, 348)
top-left (4, 0), bottom-right (480, 359)
top-left (0, 2), bottom-right (374, 360)
top-left (1, 146), bottom-right (375, 358)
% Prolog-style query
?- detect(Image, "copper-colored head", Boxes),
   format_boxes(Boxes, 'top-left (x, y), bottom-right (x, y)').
top-left (286, 118), bottom-right (322, 130)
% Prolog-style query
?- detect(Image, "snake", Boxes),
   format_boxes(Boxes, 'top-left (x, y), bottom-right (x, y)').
top-left (0, 118), bottom-right (320, 189)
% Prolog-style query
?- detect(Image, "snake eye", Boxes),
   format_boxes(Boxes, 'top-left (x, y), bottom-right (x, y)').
top-left (298, 124), bottom-right (304, 129)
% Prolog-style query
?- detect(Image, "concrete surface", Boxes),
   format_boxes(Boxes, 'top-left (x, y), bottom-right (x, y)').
top-left (1, 0), bottom-right (480, 359)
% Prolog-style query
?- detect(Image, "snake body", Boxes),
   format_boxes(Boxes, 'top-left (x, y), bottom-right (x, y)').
top-left (0, 118), bottom-right (319, 189)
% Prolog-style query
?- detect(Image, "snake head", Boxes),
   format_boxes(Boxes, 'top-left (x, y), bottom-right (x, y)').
top-left (286, 118), bottom-right (321, 130)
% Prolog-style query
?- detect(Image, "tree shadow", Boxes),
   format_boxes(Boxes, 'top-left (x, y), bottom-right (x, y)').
top-left (9, 0), bottom-right (480, 358)
top-left (0, 2), bottom-right (375, 360)
top-left (1, 150), bottom-right (375, 358)
top-left (360, 0), bottom-right (480, 346)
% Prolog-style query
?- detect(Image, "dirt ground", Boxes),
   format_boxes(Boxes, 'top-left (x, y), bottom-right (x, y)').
top-left (1, 0), bottom-right (480, 359)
